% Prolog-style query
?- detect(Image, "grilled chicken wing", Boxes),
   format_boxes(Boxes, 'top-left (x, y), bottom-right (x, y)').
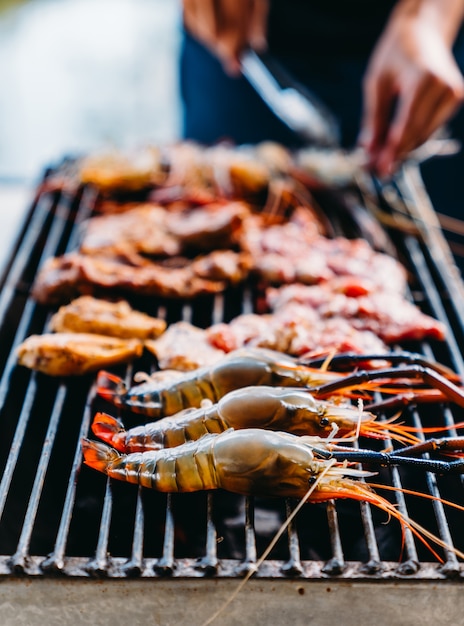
top-left (49, 296), bottom-right (166, 340)
top-left (16, 333), bottom-right (143, 376)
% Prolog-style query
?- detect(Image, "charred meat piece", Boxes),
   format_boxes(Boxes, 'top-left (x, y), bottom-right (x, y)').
top-left (80, 201), bottom-right (249, 258)
top-left (192, 249), bottom-right (253, 283)
top-left (80, 204), bottom-right (181, 257)
top-left (32, 251), bottom-right (251, 305)
top-left (48, 296), bottom-right (167, 339)
top-left (165, 201), bottom-right (248, 251)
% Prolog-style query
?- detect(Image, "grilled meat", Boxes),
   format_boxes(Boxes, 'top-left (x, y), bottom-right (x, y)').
top-left (267, 281), bottom-right (446, 343)
top-left (241, 220), bottom-right (408, 291)
top-left (145, 321), bottom-right (225, 371)
top-left (16, 333), bottom-right (143, 376)
top-left (80, 201), bottom-right (248, 258)
top-left (206, 304), bottom-right (388, 357)
top-left (79, 146), bottom-right (166, 192)
top-left (32, 251), bottom-right (251, 304)
top-left (48, 296), bottom-right (166, 339)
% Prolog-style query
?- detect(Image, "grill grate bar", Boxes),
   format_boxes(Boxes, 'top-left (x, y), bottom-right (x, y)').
top-left (374, 388), bottom-right (420, 574)
top-left (9, 384), bottom-right (67, 573)
top-left (200, 492), bottom-right (219, 574)
top-left (358, 499), bottom-right (382, 573)
top-left (212, 294), bottom-right (224, 326)
top-left (155, 493), bottom-right (175, 575)
top-left (65, 186), bottom-right (98, 252)
top-left (426, 471), bottom-right (459, 572)
top-left (1, 164), bottom-right (464, 583)
top-left (122, 488), bottom-right (145, 577)
top-left (86, 479), bottom-right (114, 576)
top-left (30, 196), bottom-right (78, 279)
top-left (41, 381), bottom-right (97, 574)
top-left (404, 234), bottom-right (464, 376)
top-left (409, 405), bottom-right (460, 572)
top-left (240, 496), bottom-right (257, 575)
top-left (0, 195), bottom-right (73, 409)
top-left (0, 196), bottom-right (53, 325)
top-left (354, 437), bottom-right (382, 573)
top-left (0, 377), bottom-right (38, 519)
top-left (399, 167), bottom-right (464, 339)
top-left (0, 187), bottom-right (95, 574)
top-left (282, 499), bottom-right (303, 576)
top-left (390, 463), bottom-right (420, 574)
top-left (323, 501), bottom-right (345, 575)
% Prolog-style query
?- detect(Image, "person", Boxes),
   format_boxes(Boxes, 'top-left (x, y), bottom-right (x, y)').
top-left (179, 0), bottom-right (464, 269)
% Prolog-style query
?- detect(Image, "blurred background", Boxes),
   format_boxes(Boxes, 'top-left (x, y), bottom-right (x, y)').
top-left (0, 0), bottom-right (182, 182)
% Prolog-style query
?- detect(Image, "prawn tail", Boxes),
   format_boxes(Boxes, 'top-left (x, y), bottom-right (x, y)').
top-left (96, 370), bottom-right (127, 402)
top-left (91, 412), bottom-right (127, 451)
top-left (81, 437), bottom-right (121, 475)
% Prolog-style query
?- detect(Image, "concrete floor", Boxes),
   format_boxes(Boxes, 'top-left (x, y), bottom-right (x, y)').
top-left (0, 0), bottom-right (182, 182)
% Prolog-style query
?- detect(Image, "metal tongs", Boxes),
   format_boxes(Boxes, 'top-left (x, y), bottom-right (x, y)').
top-left (241, 49), bottom-right (460, 162)
top-left (241, 49), bottom-right (341, 148)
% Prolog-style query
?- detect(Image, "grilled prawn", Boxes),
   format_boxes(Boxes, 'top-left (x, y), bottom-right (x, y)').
top-left (82, 428), bottom-right (460, 560)
top-left (96, 348), bottom-right (343, 418)
top-left (92, 386), bottom-right (417, 453)
top-left (82, 429), bottom-right (370, 497)
top-left (96, 347), bottom-right (464, 418)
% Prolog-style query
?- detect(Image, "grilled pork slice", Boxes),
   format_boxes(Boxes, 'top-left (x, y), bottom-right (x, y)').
top-left (165, 201), bottom-right (248, 251)
top-left (267, 282), bottom-right (446, 343)
top-left (80, 204), bottom-right (181, 257)
top-left (206, 305), bottom-right (387, 357)
top-left (145, 321), bottom-right (225, 371)
top-left (241, 216), bottom-right (408, 292)
top-left (48, 296), bottom-right (166, 339)
top-left (32, 251), bottom-right (251, 305)
top-left (16, 333), bottom-right (143, 376)
top-left (80, 201), bottom-right (248, 258)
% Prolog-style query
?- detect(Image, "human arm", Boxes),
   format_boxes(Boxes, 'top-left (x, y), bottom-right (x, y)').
top-left (360, 0), bottom-right (464, 177)
top-left (182, 0), bottom-right (269, 75)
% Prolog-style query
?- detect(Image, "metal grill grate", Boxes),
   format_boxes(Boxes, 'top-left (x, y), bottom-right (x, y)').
top-left (0, 166), bottom-right (464, 587)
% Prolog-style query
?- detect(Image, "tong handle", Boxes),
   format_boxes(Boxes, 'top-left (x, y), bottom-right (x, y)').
top-left (241, 49), bottom-right (341, 147)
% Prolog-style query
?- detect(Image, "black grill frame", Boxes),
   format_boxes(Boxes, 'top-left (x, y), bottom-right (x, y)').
top-left (1, 164), bottom-right (464, 583)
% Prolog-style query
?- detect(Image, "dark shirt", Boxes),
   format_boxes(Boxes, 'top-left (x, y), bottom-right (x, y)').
top-left (268, 0), bottom-right (397, 58)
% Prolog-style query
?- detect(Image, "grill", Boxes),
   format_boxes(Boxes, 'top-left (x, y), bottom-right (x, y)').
top-left (0, 162), bottom-right (464, 625)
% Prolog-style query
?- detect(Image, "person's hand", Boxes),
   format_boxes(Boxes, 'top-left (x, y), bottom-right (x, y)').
top-left (183, 0), bottom-right (269, 75)
top-left (359, 4), bottom-right (464, 177)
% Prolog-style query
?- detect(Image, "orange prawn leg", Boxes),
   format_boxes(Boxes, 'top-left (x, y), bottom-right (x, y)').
top-left (365, 389), bottom-right (451, 412)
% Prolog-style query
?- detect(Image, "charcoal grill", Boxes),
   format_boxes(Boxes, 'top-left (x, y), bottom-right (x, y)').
top-left (0, 162), bottom-right (464, 626)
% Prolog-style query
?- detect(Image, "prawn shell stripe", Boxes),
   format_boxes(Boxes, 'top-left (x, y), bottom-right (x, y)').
top-left (96, 348), bottom-right (334, 418)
